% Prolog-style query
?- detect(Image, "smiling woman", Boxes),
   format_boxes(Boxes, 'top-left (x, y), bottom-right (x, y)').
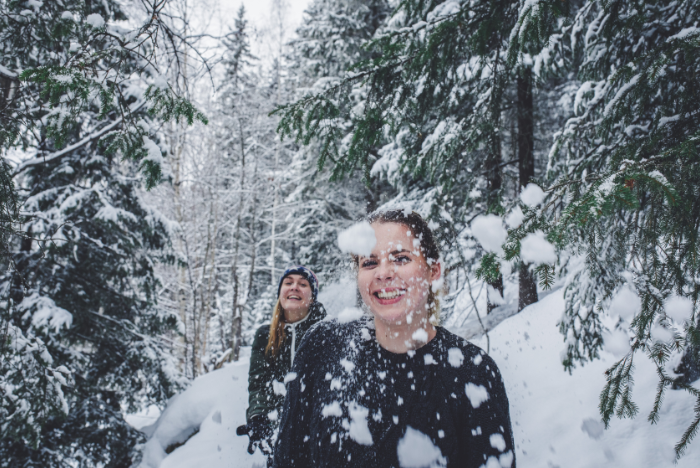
top-left (273, 210), bottom-right (515, 468)
top-left (236, 266), bottom-right (326, 467)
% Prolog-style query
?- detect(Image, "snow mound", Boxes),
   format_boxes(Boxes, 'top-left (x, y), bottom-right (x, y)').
top-left (139, 291), bottom-right (700, 468)
top-left (474, 290), bottom-right (700, 467)
top-left (137, 347), bottom-right (265, 468)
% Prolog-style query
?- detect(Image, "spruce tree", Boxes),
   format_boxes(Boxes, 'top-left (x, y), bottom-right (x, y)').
top-left (0, 0), bottom-right (203, 464)
top-left (275, 0), bottom-right (540, 315)
top-left (283, 0), bottom-right (393, 283)
top-left (508, 0), bottom-right (700, 457)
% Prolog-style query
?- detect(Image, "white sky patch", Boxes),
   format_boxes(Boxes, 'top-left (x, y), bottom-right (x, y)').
top-left (337, 307), bottom-right (364, 324)
top-left (321, 401), bottom-right (343, 418)
top-left (471, 215), bottom-right (507, 254)
top-left (348, 403), bottom-right (373, 445)
top-left (520, 183), bottom-right (545, 207)
top-left (465, 383), bottom-right (489, 408)
top-left (338, 221), bottom-right (376, 256)
top-left (520, 231), bottom-right (557, 264)
top-left (609, 286), bottom-right (641, 321)
top-left (665, 295), bottom-right (694, 323)
top-left (85, 13), bottom-right (105, 28)
top-left (505, 206), bottom-right (524, 229)
top-left (447, 348), bottom-right (464, 367)
top-left (397, 426), bottom-right (446, 468)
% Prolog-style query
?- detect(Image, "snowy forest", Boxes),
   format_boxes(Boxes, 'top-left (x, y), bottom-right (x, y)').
top-left (1, 0), bottom-right (700, 466)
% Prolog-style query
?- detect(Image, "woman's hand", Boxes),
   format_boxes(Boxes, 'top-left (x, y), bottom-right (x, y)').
top-left (236, 416), bottom-right (273, 454)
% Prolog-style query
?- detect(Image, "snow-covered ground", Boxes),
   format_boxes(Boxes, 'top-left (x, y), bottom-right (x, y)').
top-left (137, 289), bottom-right (700, 468)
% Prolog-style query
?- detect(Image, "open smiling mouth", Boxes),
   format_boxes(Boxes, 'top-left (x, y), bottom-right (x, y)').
top-left (374, 289), bottom-right (406, 300)
top-left (287, 295), bottom-right (302, 301)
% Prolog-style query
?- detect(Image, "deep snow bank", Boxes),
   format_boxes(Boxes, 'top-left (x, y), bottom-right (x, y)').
top-left (472, 291), bottom-right (699, 468)
top-left (139, 290), bottom-right (700, 468)
top-left (137, 347), bottom-right (266, 468)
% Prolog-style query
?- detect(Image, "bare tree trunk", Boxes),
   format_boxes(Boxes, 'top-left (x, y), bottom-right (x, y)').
top-left (230, 118), bottom-right (247, 362)
top-left (517, 66), bottom-right (538, 312)
top-left (486, 48), bottom-right (504, 314)
top-left (200, 191), bottom-right (219, 371)
top-left (245, 161), bottom-right (260, 312)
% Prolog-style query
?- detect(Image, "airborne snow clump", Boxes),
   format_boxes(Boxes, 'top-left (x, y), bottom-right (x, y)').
top-left (338, 221), bottom-right (377, 256)
top-left (396, 426), bottom-right (447, 468)
top-left (471, 215), bottom-right (507, 254)
top-left (465, 383), bottom-right (489, 408)
top-left (608, 286), bottom-right (641, 321)
top-left (664, 295), bottom-right (694, 323)
top-left (337, 307), bottom-right (365, 324)
top-left (519, 231), bottom-right (556, 264)
top-left (520, 183), bottom-right (545, 207)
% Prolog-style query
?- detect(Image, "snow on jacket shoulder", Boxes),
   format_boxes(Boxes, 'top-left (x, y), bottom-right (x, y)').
top-left (273, 316), bottom-right (515, 468)
top-left (246, 301), bottom-right (326, 423)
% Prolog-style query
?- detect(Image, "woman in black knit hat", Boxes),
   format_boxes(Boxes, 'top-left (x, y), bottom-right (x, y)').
top-left (236, 266), bottom-right (326, 466)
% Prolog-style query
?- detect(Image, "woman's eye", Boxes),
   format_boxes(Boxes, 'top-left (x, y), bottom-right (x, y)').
top-left (395, 255), bottom-right (410, 264)
top-left (361, 259), bottom-right (377, 268)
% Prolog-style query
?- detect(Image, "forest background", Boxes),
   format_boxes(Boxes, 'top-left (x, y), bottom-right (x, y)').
top-left (1, 0), bottom-right (699, 466)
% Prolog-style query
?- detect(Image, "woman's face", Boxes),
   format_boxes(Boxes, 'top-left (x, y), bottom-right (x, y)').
top-left (279, 274), bottom-right (313, 321)
top-left (357, 222), bottom-right (441, 326)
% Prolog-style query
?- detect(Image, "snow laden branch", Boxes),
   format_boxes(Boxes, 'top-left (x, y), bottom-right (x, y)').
top-left (1, 0), bottom-right (207, 190)
top-left (508, 0), bottom-right (700, 459)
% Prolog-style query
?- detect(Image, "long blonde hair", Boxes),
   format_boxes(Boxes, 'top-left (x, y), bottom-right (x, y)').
top-left (265, 299), bottom-right (287, 357)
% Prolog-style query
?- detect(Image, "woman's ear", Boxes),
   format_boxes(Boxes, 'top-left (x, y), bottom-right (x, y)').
top-left (430, 261), bottom-right (441, 282)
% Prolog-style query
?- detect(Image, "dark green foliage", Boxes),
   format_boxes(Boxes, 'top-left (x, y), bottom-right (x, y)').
top-left (0, 0), bottom-right (206, 189)
top-left (1, 142), bottom-right (183, 465)
top-left (0, 0), bottom-right (201, 464)
top-left (512, 0), bottom-right (700, 457)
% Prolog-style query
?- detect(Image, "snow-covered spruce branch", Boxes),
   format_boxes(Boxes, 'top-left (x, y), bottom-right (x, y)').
top-left (12, 101), bottom-right (146, 176)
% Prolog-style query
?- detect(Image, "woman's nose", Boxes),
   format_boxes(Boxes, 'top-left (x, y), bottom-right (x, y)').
top-left (374, 258), bottom-right (394, 280)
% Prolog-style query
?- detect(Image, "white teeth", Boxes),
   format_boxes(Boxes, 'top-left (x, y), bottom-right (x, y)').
top-left (376, 290), bottom-right (406, 299)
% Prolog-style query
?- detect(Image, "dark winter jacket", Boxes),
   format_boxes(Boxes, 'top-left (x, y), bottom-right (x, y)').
top-left (273, 316), bottom-right (515, 468)
top-left (246, 301), bottom-right (327, 423)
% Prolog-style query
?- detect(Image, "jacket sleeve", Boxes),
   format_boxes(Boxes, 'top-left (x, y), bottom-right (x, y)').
top-left (246, 326), bottom-right (273, 422)
top-left (272, 324), bottom-right (322, 467)
top-left (463, 353), bottom-right (516, 468)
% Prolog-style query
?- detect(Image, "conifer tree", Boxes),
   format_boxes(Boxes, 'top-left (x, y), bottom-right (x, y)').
top-left (283, 0), bottom-right (393, 283)
top-left (276, 0), bottom-right (540, 314)
top-left (0, 0), bottom-right (203, 464)
top-left (508, 0), bottom-right (700, 457)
